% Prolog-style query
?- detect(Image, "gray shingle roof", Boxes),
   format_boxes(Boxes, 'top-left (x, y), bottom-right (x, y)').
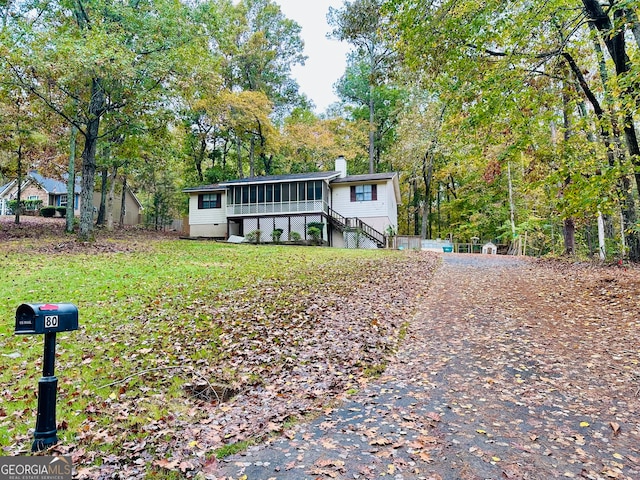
top-left (183, 170), bottom-right (400, 194)
top-left (330, 172), bottom-right (398, 184)
top-left (183, 171), bottom-right (342, 193)
top-left (183, 183), bottom-right (225, 193)
top-left (220, 171), bottom-right (340, 185)
top-left (29, 172), bottom-right (81, 194)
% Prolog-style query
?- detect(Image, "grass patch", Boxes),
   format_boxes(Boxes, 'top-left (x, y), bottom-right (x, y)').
top-left (213, 440), bottom-right (254, 459)
top-left (0, 238), bottom-right (404, 450)
top-left (0, 230), bottom-right (441, 477)
top-left (398, 321), bottom-right (410, 342)
top-left (363, 362), bottom-right (387, 378)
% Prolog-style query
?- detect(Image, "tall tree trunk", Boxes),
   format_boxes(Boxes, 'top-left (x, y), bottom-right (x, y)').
top-left (591, 27), bottom-right (639, 261)
top-left (78, 78), bottom-right (104, 242)
top-left (411, 175), bottom-right (419, 236)
top-left (589, 26), bottom-right (625, 161)
top-left (222, 138), bottom-right (228, 170)
top-left (119, 175), bottom-right (127, 227)
top-left (507, 162), bottom-right (517, 241)
top-left (583, 0), bottom-right (640, 196)
top-left (563, 218), bottom-right (575, 256)
top-left (427, 196), bottom-right (432, 239)
top-left (66, 124), bottom-right (78, 233)
top-left (14, 144), bottom-right (22, 225)
top-left (236, 137), bottom-right (244, 178)
top-left (236, 135), bottom-right (244, 179)
top-left (437, 183), bottom-right (441, 238)
top-left (195, 143), bottom-right (204, 183)
top-left (257, 121), bottom-right (272, 175)
top-left (421, 152), bottom-right (433, 239)
top-left (624, 8), bottom-right (640, 49)
top-left (619, 210), bottom-right (626, 256)
top-left (249, 136), bottom-right (255, 178)
top-left (598, 210), bottom-right (606, 260)
top-left (96, 167), bottom-right (108, 225)
top-left (106, 165), bottom-right (117, 231)
top-left (368, 83), bottom-right (375, 174)
top-left (561, 80), bottom-right (575, 256)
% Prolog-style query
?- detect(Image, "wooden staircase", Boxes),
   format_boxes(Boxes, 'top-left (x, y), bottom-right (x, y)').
top-left (325, 207), bottom-right (386, 248)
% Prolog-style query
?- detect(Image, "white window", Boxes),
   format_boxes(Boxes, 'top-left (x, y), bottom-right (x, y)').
top-left (351, 184), bottom-right (377, 202)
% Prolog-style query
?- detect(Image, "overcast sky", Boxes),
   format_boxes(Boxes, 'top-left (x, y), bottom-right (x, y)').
top-left (273, 0), bottom-right (351, 114)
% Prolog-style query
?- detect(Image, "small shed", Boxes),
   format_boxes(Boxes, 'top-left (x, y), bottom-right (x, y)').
top-left (482, 242), bottom-right (497, 255)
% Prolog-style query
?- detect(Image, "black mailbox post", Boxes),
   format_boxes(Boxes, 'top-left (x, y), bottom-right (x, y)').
top-left (15, 303), bottom-right (78, 452)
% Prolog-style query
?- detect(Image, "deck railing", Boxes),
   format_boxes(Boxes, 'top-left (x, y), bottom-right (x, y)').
top-left (326, 206), bottom-right (386, 248)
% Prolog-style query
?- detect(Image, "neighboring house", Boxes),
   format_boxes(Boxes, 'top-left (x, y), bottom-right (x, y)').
top-left (1, 172), bottom-right (82, 215)
top-left (0, 182), bottom-right (12, 216)
top-left (184, 156), bottom-right (401, 248)
top-left (91, 186), bottom-right (143, 227)
top-left (0, 172), bottom-right (143, 225)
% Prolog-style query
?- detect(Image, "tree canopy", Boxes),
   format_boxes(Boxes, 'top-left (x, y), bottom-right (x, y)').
top-left (0, 0), bottom-right (638, 260)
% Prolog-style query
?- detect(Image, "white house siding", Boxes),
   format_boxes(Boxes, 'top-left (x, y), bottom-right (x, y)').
top-left (331, 182), bottom-right (395, 233)
top-left (331, 230), bottom-right (346, 248)
top-left (355, 216), bottom-right (391, 234)
top-left (190, 223), bottom-right (227, 237)
top-left (188, 193), bottom-right (227, 238)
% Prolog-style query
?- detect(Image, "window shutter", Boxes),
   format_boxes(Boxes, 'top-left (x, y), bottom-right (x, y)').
top-left (215, 193), bottom-right (221, 208)
top-left (371, 184), bottom-right (377, 201)
top-left (350, 186), bottom-right (356, 202)
top-left (198, 194), bottom-right (203, 209)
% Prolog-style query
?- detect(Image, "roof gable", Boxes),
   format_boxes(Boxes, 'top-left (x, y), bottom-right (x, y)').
top-left (29, 172), bottom-right (81, 194)
top-left (0, 181), bottom-right (14, 196)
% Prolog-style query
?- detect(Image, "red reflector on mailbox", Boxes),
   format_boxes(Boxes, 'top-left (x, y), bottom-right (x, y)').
top-left (39, 304), bottom-right (60, 311)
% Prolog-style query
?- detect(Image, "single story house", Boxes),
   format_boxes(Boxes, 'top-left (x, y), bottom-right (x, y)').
top-left (184, 156), bottom-right (401, 248)
top-left (0, 172), bottom-right (143, 225)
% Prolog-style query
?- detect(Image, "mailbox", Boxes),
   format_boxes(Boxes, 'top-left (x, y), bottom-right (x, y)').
top-left (15, 303), bottom-right (78, 335)
top-left (13, 303), bottom-right (79, 451)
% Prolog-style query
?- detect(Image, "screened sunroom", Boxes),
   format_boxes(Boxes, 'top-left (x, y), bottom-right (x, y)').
top-left (224, 176), bottom-right (334, 217)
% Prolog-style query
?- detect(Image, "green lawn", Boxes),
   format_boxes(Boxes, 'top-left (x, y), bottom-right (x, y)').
top-left (0, 238), bottom-right (417, 463)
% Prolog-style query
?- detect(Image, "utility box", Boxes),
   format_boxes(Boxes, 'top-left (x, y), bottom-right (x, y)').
top-left (15, 303), bottom-right (79, 335)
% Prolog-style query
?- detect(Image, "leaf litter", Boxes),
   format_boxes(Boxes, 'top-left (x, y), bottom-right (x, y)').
top-left (214, 255), bottom-right (640, 480)
top-left (2, 237), bottom-right (440, 479)
top-left (3, 232), bottom-right (639, 479)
